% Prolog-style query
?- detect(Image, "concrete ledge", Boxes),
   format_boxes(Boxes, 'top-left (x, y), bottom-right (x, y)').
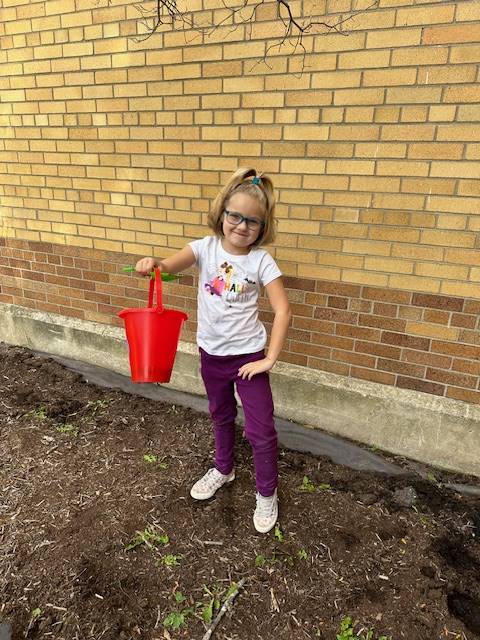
top-left (1, 301), bottom-right (479, 477)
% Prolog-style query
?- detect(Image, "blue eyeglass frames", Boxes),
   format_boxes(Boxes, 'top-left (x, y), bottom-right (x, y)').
top-left (223, 210), bottom-right (265, 230)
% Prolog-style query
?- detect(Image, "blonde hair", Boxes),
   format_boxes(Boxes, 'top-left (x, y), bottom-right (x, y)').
top-left (208, 167), bottom-right (276, 246)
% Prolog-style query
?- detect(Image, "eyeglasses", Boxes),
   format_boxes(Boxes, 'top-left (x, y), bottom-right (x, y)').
top-left (224, 210), bottom-right (264, 231)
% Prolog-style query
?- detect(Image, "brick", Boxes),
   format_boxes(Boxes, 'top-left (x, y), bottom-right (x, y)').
top-left (334, 88), bottom-right (384, 105)
top-left (423, 24), bottom-right (480, 45)
top-left (330, 125), bottom-right (380, 141)
top-left (464, 300), bottom-right (480, 314)
top-left (423, 309), bottom-right (449, 325)
top-left (223, 76), bottom-right (264, 93)
top-left (355, 339), bottom-right (401, 361)
top-left (457, 1), bottom-right (480, 21)
top-left (452, 358), bottom-right (480, 376)
top-left (429, 105), bottom-right (456, 122)
top-left (345, 107), bottom-right (375, 123)
top-left (406, 321), bottom-right (459, 341)
top-left (437, 124), bottom-right (480, 141)
top-left (397, 377), bottom-right (445, 396)
top-left (364, 67), bottom-right (416, 86)
top-left (441, 282), bottom-right (480, 299)
top-left (458, 328), bottom-right (480, 347)
top-left (381, 331), bottom-right (429, 351)
top-left (338, 49), bottom-right (390, 69)
top-left (223, 41), bottom-right (265, 60)
top-left (351, 366), bottom-right (395, 386)
top-left (402, 349), bottom-right (451, 369)
top-left (451, 314), bottom-right (477, 330)
top-left (378, 357), bottom-right (425, 378)
top-left (283, 125), bottom-right (329, 140)
top-left (446, 387), bottom-right (480, 405)
top-left (240, 125), bottom-right (281, 140)
top-left (444, 85), bottom-right (480, 104)
top-left (408, 143), bottom-right (464, 160)
top-left (314, 333), bottom-right (356, 352)
top-left (431, 340), bottom-right (480, 360)
top-left (314, 31), bottom-right (366, 53)
top-left (367, 28), bottom-right (421, 49)
top-left (332, 349), bottom-right (376, 368)
top-left (396, 4), bottom-right (455, 26)
top-left (342, 270), bottom-right (389, 287)
top-left (426, 367), bottom-right (477, 390)
top-left (312, 70), bottom-right (361, 89)
top-left (450, 44), bottom-right (480, 64)
top-left (358, 312), bottom-right (406, 332)
top-left (421, 229), bottom-right (475, 249)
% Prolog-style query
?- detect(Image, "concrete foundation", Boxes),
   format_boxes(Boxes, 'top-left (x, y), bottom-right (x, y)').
top-left (1, 301), bottom-right (480, 477)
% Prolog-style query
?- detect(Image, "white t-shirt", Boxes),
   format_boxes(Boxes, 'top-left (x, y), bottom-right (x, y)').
top-left (189, 236), bottom-right (282, 356)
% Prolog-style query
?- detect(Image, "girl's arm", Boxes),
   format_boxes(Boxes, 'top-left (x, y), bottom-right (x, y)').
top-left (238, 276), bottom-right (291, 380)
top-left (135, 245), bottom-right (196, 276)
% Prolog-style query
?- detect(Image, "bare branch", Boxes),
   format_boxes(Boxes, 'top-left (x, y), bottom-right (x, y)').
top-left (128, 0), bottom-right (380, 72)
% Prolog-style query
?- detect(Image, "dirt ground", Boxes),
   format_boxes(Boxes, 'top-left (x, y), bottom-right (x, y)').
top-left (1, 344), bottom-right (480, 640)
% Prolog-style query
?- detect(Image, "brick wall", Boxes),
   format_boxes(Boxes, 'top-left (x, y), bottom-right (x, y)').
top-left (1, 0), bottom-right (480, 402)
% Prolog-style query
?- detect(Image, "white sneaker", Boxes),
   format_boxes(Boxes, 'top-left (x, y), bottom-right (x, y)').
top-left (190, 467), bottom-right (235, 500)
top-left (253, 489), bottom-right (278, 533)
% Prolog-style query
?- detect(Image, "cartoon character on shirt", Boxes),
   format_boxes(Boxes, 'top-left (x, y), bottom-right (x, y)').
top-left (204, 262), bottom-right (256, 300)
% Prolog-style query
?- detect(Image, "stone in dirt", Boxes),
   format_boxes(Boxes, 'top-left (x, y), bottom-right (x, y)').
top-left (0, 622), bottom-right (12, 640)
top-left (392, 486), bottom-right (418, 508)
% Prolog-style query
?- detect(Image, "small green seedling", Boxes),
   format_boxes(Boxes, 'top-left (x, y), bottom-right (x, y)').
top-left (56, 423), bottom-right (78, 436)
top-left (337, 617), bottom-right (355, 640)
top-left (161, 554), bottom-right (183, 567)
top-left (336, 616), bottom-right (391, 640)
top-left (143, 454), bottom-right (168, 469)
top-left (318, 482), bottom-right (332, 490)
top-left (25, 405), bottom-right (47, 420)
top-left (301, 475), bottom-right (316, 492)
top-left (255, 554), bottom-right (267, 567)
top-left (143, 454), bottom-right (157, 463)
top-left (163, 592), bottom-right (194, 631)
top-left (125, 526), bottom-right (169, 551)
top-left (297, 548), bottom-right (308, 561)
top-left (274, 523), bottom-right (284, 542)
top-left (26, 607), bottom-right (43, 635)
top-left (163, 610), bottom-right (190, 630)
top-left (200, 585), bottom-right (221, 624)
top-left (86, 399), bottom-right (110, 415)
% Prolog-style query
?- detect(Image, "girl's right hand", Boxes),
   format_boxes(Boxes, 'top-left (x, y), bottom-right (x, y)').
top-left (135, 257), bottom-right (158, 276)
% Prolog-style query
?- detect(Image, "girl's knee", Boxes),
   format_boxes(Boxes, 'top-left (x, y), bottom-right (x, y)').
top-left (244, 425), bottom-right (277, 451)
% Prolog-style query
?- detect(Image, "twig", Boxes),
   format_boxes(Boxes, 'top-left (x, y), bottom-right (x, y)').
top-left (201, 577), bottom-right (246, 640)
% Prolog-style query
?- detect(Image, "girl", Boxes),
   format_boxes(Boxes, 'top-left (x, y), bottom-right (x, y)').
top-left (135, 167), bottom-right (291, 533)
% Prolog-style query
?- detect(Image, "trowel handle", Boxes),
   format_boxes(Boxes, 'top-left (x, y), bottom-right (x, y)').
top-left (122, 265), bottom-right (182, 281)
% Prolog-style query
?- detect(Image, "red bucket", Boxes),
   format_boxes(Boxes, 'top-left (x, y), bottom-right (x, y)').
top-left (118, 268), bottom-right (188, 383)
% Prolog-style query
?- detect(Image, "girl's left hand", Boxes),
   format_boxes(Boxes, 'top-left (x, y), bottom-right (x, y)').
top-left (238, 357), bottom-right (274, 380)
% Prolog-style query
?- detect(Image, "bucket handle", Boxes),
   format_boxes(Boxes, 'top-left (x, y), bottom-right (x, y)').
top-left (147, 267), bottom-right (163, 312)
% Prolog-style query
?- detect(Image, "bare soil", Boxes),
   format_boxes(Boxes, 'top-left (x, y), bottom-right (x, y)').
top-left (1, 343), bottom-right (480, 640)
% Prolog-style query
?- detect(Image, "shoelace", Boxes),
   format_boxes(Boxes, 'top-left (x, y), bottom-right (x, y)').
top-left (201, 468), bottom-right (223, 489)
top-left (256, 494), bottom-right (276, 518)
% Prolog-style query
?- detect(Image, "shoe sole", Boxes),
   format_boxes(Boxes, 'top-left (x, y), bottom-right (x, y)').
top-left (190, 473), bottom-right (235, 501)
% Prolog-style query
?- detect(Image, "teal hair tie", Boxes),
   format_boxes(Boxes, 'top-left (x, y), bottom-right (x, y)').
top-left (252, 176), bottom-right (261, 185)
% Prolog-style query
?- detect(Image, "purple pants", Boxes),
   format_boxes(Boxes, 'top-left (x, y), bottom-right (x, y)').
top-left (199, 348), bottom-right (278, 497)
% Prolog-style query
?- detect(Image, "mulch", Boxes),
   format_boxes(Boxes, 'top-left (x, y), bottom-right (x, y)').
top-left (1, 343), bottom-right (480, 640)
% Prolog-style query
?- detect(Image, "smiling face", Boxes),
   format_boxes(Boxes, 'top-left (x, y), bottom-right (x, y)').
top-left (221, 192), bottom-right (265, 255)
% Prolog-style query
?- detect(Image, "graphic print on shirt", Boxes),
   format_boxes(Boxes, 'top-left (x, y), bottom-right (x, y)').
top-left (204, 261), bottom-right (256, 303)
